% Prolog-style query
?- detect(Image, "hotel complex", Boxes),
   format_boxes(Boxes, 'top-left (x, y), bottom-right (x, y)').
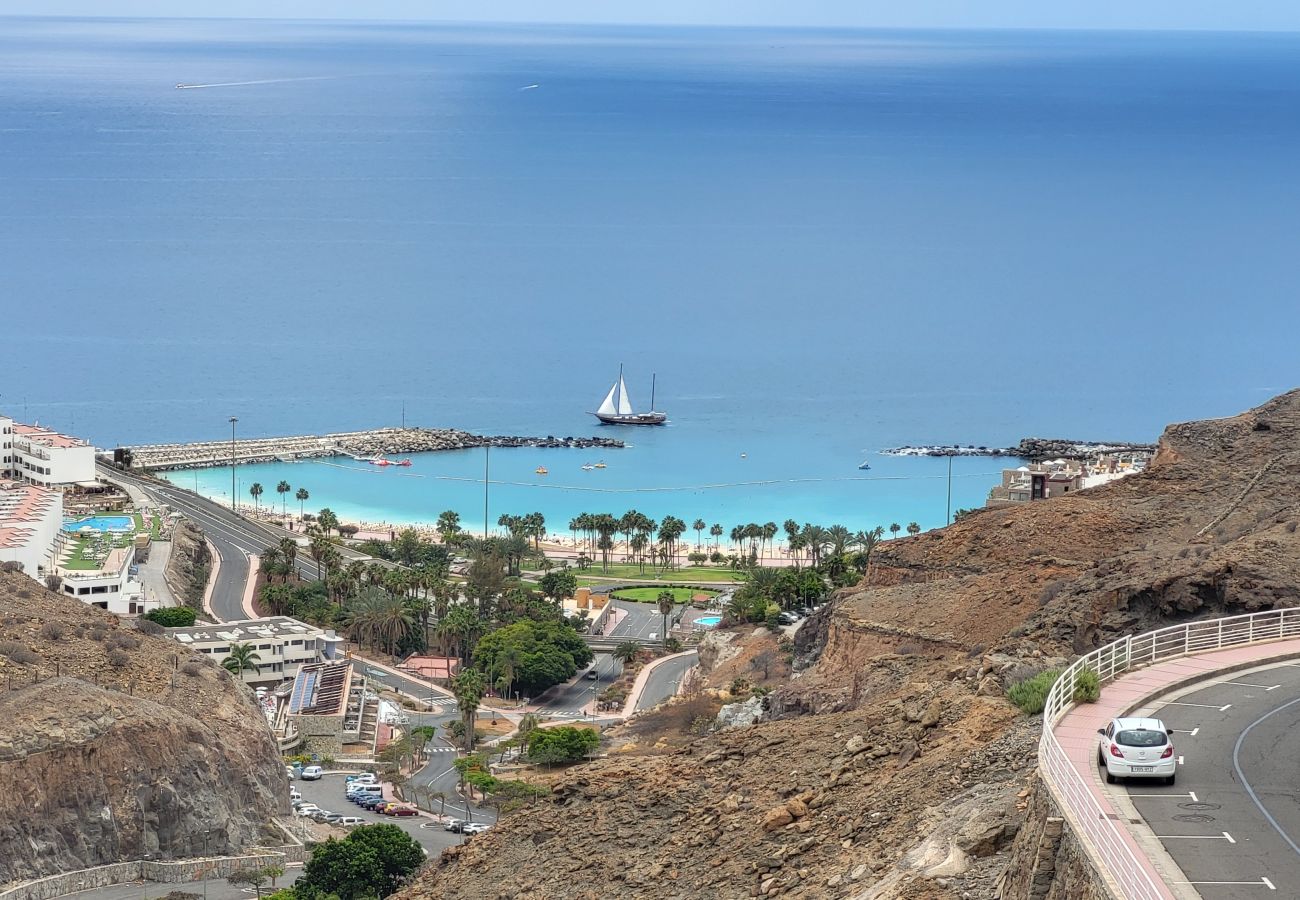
top-left (167, 617), bottom-right (345, 684)
top-left (1, 415), bottom-right (96, 489)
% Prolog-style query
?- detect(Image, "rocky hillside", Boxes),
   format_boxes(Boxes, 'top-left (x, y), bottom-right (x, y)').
top-left (0, 576), bottom-right (287, 885)
top-left (400, 390), bottom-right (1300, 900)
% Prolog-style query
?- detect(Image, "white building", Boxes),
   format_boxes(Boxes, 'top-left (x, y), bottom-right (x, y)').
top-left (1, 415), bottom-right (97, 489)
top-left (168, 616), bottom-right (345, 685)
top-left (0, 479), bottom-right (63, 578)
top-left (57, 545), bottom-right (157, 617)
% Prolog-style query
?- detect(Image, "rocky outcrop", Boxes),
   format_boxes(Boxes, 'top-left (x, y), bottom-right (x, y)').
top-left (882, 437), bottom-right (1156, 460)
top-left (995, 778), bottom-right (1107, 900)
top-left (0, 575), bottom-right (287, 884)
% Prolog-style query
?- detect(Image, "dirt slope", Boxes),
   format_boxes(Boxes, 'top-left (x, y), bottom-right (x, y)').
top-left (401, 390), bottom-right (1300, 900)
top-left (0, 574), bottom-right (287, 884)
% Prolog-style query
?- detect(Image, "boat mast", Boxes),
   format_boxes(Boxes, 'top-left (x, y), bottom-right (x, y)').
top-left (616, 363), bottom-right (624, 412)
top-left (650, 373), bottom-right (656, 411)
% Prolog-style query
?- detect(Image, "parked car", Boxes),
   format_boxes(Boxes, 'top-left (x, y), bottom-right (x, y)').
top-left (338, 816), bottom-right (364, 827)
top-left (289, 788), bottom-right (301, 800)
top-left (360, 796), bottom-right (390, 811)
top-left (294, 805), bottom-right (321, 817)
top-left (323, 813), bottom-right (346, 825)
top-left (309, 810), bottom-right (333, 823)
top-left (1097, 717), bottom-right (1176, 785)
top-left (462, 823), bottom-right (490, 834)
top-left (300, 765), bottom-right (324, 781)
top-left (776, 612), bottom-right (798, 625)
top-left (443, 819), bottom-right (465, 833)
top-left (386, 805), bottom-right (419, 817)
top-left (345, 772), bottom-right (378, 784)
top-left (285, 765), bottom-right (296, 779)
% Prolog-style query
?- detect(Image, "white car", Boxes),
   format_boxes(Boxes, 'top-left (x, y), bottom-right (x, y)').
top-left (295, 804), bottom-right (322, 817)
top-left (300, 765), bottom-right (324, 780)
top-left (462, 823), bottom-right (491, 835)
top-left (1097, 717), bottom-right (1176, 785)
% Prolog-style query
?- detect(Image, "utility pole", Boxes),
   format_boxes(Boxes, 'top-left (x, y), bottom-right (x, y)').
top-left (483, 444), bottom-right (490, 540)
top-left (946, 453), bottom-right (953, 525)
top-left (228, 416), bottom-right (238, 511)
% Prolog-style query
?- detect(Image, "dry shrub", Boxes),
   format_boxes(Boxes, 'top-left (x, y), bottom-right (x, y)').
top-left (106, 632), bottom-right (140, 652)
top-left (39, 622), bottom-right (65, 641)
top-left (107, 649), bottom-right (131, 668)
top-left (136, 619), bottom-right (165, 636)
top-left (181, 661), bottom-right (203, 677)
top-left (0, 641), bottom-right (42, 666)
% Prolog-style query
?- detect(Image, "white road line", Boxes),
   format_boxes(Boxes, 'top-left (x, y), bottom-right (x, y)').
top-left (1129, 792), bottom-right (1197, 799)
top-left (1163, 702), bottom-right (1227, 710)
top-left (1189, 790), bottom-right (1197, 801)
top-left (1154, 832), bottom-right (1235, 841)
top-left (1214, 681), bottom-right (1282, 691)
top-left (1172, 727), bottom-right (1200, 736)
top-left (1171, 879), bottom-right (1275, 890)
top-left (1264, 877), bottom-right (1277, 890)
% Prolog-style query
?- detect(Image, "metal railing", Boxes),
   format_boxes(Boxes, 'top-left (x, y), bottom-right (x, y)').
top-left (1040, 607), bottom-right (1300, 900)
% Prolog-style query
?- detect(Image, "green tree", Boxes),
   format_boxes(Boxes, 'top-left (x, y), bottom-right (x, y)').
top-left (295, 487), bottom-right (309, 517)
top-left (436, 509), bottom-right (462, 541)
top-left (279, 536), bottom-right (299, 580)
top-left (318, 508), bottom-right (340, 537)
top-left (709, 523), bottom-right (723, 550)
top-left (692, 518), bottom-right (706, 550)
top-left (453, 668), bottom-right (486, 752)
top-left (538, 567), bottom-right (577, 602)
top-left (612, 640), bottom-right (639, 664)
top-left (528, 725), bottom-right (600, 765)
top-left (249, 482), bottom-right (264, 510)
top-left (276, 480), bottom-right (292, 515)
top-left (657, 590), bottom-right (675, 651)
top-left (296, 823), bottom-right (424, 900)
top-left (144, 606), bottom-right (196, 627)
top-left (222, 642), bottom-right (261, 676)
top-left (889, 522), bottom-right (901, 539)
top-left (473, 619), bottom-right (593, 696)
top-left (226, 867), bottom-right (272, 900)
top-left (392, 528), bottom-right (424, 567)
top-left (906, 521), bottom-right (921, 537)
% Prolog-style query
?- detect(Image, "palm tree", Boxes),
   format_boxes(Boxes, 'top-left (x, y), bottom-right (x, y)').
top-left (276, 480), bottom-right (292, 515)
top-left (692, 518), bottom-right (706, 551)
top-left (657, 590), bottom-right (675, 651)
top-left (494, 647), bottom-right (522, 702)
top-left (278, 537), bottom-right (298, 581)
top-left (710, 523), bottom-right (723, 551)
top-left (906, 522), bottom-right (921, 537)
top-left (890, 523), bottom-right (901, 539)
top-left (258, 546), bottom-right (284, 583)
top-left (800, 523), bottom-right (829, 568)
top-left (248, 482), bottom-right (263, 510)
top-left (761, 522), bottom-right (778, 564)
top-left (826, 525), bottom-right (853, 560)
top-left (612, 641), bottom-right (640, 664)
top-left (222, 642), bottom-right (261, 676)
top-left (453, 668), bottom-right (486, 752)
top-left (851, 526), bottom-right (884, 576)
top-left (295, 487), bottom-right (309, 518)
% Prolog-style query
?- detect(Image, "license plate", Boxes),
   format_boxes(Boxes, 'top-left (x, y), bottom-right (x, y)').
top-left (1130, 766), bottom-right (1154, 773)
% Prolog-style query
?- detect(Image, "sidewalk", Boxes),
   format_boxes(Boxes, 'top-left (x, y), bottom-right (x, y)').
top-left (1053, 637), bottom-right (1300, 899)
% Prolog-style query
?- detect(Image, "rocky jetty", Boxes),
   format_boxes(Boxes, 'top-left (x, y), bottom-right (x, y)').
top-left (125, 427), bottom-right (624, 471)
top-left (881, 436), bottom-right (1156, 460)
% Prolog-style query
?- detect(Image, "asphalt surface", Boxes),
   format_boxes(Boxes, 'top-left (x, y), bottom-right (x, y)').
top-left (605, 598), bottom-right (682, 643)
top-left (1106, 659), bottom-right (1300, 898)
top-left (533, 652), bottom-right (620, 715)
top-left (637, 651), bottom-right (698, 711)
top-left (292, 773), bottom-right (472, 855)
top-left (64, 870), bottom-right (301, 900)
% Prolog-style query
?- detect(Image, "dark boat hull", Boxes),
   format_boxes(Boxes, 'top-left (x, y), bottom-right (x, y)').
top-left (593, 411), bottom-right (667, 426)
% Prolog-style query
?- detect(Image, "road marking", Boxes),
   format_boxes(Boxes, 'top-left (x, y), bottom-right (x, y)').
top-left (1163, 701), bottom-right (1229, 710)
top-left (1154, 832), bottom-right (1235, 842)
top-left (1189, 790), bottom-right (1196, 801)
top-left (1233, 695), bottom-right (1300, 862)
top-left (1172, 727), bottom-right (1200, 737)
top-left (1215, 681), bottom-right (1282, 691)
top-left (1128, 792), bottom-right (1197, 799)
top-left (1171, 878), bottom-right (1275, 890)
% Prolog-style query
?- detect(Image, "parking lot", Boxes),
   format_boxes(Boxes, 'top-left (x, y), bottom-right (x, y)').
top-left (292, 773), bottom-right (470, 856)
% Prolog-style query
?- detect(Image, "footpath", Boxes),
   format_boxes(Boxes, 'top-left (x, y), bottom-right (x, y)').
top-left (1054, 636), bottom-right (1300, 899)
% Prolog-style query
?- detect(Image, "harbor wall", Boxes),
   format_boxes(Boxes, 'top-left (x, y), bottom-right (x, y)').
top-left (121, 427), bottom-right (623, 471)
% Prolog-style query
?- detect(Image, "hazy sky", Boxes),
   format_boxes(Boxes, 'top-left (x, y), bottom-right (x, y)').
top-left (6, 0), bottom-right (1300, 31)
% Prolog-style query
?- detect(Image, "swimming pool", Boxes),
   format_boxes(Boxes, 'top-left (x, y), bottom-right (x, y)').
top-left (63, 515), bottom-right (134, 533)
top-left (695, 615), bottom-right (722, 628)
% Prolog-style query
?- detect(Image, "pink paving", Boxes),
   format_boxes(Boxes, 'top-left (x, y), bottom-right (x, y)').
top-left (1053, 637), bottom-right (1300, 898)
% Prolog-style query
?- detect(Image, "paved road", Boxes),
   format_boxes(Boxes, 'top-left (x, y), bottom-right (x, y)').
top-left (1107, 659), bottom-right (1300, 898)
top-left (533, 653), bottom-right (621, 715)
top-left (606, 599), bottom-right (681, 643)
top-left (637, 651), bottom-right (698, 711)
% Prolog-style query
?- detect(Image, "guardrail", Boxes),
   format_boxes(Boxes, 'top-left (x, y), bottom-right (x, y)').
top-left (1041, 607), bottom-right (1300, 900)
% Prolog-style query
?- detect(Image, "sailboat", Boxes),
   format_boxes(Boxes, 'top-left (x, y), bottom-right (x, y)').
top-left (591, 366), bottom-right (667, 426)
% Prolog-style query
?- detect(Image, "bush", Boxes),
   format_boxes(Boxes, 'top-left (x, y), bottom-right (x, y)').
top-left (39, 622), bottom-right (65, 641)
top-left (105, 632), bottom-right (140, 651)
top-left (145, 607), bottom-right (197, 628)
top-left (136, 618), bottom-right (165, 636)
top-left (0, 641), bottom-right (41, 665)
top-left (107, 649), bottom-right (131, 667)
top-left (182, 661), bottom-right (203, 677)
top-left (1007, 669), bottom-right (1061, 715)
top-left (1073, 667), bottom-right (1101, 703)
top-left (528, 725), bottom-right (600, 765)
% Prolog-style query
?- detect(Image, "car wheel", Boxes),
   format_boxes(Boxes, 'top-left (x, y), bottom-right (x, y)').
top-left (1166, 773), bottom-right (1176, 786)
top-left (1105, 770), bottom-right (1117, 784)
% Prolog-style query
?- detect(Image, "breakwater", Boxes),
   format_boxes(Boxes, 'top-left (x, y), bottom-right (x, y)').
top-left (881, 437), bottom-right (1156, 461)
top-left (125, 428), bottom-right (624, 471)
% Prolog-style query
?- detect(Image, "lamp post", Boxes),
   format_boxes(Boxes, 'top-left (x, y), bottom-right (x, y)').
top-left (201, 830), bottom-right (210, 900)
top-left (228, 416), bottom-right (238, 511)
top-left (482, 444), bottom-right (490, 540)
top-left (945, 452), bottom-right (953, 525)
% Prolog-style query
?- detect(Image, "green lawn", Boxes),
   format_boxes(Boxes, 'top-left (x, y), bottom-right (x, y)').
top-left (570, 564), bottom-right (742, 584)
top-left (611, 586), bottom-right (718, 603)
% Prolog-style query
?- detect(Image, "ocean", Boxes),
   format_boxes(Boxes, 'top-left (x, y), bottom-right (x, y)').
top-left (3, 18), bottom-right (1298, 533)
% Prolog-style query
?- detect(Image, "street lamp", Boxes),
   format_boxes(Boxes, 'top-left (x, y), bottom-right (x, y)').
top-left (228, 416), bottom-right (238, 511)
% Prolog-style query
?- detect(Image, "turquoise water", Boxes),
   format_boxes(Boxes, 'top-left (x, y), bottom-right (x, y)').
top-left (696, 616), bottom-right (723, 628)
top-left (8, 21), bottom-right (1299, 533)
top-left (64, 515), bottom-right (134, 533)
top-left (166, 448), bottom-right (1014, 535)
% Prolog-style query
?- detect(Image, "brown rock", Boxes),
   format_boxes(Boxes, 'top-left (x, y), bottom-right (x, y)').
top-left (762, 805), bottom-right (795, 832)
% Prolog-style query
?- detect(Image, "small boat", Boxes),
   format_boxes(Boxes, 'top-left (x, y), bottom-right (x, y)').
top-left (395, 459), bottom-right (412, 467)
top-left (581, 464), bottom-right (595, 471)
top-left (858, 460), bottom-right (871, 471)
top-left (591, 365), bottom-right (667, 426)
top-left (535, 466), bottom-right (548, 475)
top-left (593, 461), bottom-right (607, 469)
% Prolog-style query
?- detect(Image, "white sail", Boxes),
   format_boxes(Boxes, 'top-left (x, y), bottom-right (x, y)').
top-left (597, 382), bottom-right (619, 416)
top-left (616, 376), bottom-right (635, 415)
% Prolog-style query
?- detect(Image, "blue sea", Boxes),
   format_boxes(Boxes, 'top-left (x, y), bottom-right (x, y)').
top-left (3, 18), bottom-right (1298, 534)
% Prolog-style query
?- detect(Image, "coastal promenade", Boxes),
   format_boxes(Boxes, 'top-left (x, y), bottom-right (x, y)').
top-left (124, 427), bottom-right (623, 471)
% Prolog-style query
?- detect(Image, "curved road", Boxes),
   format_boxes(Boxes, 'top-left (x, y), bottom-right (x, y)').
top-left (1108, 658), bottom-right (1300, 897)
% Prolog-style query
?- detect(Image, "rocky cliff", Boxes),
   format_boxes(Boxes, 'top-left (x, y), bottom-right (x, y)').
top-left (398, 390), bottom-right (1300, 900)
top-left (0, 576), bottom-right (287, 885)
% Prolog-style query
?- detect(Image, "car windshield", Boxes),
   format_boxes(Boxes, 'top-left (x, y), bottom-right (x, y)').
top-left (1116, 729), bottom-right (1167, 747)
